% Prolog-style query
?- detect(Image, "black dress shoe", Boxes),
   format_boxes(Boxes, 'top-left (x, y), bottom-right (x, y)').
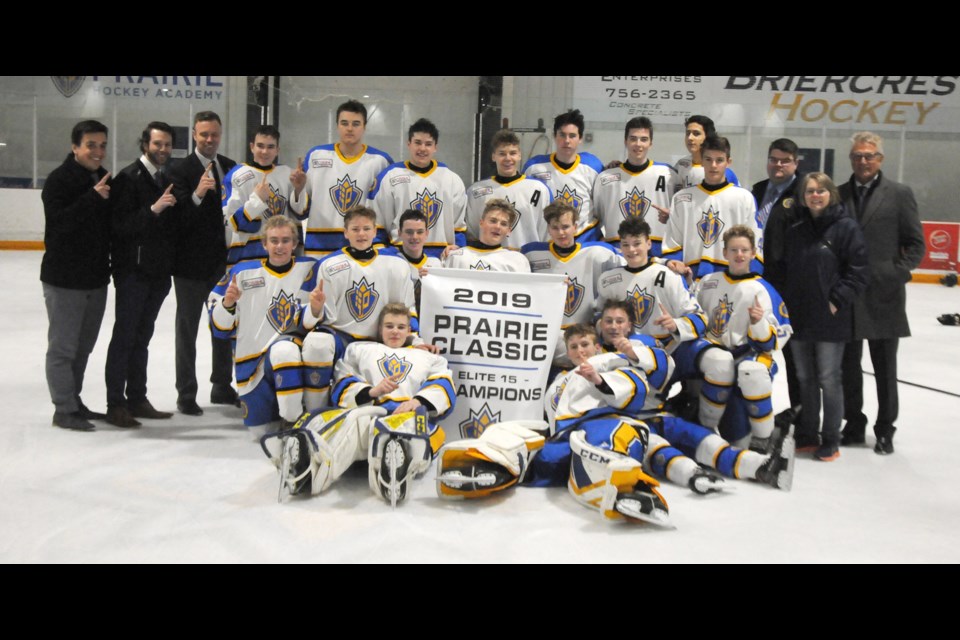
top-left (177, 400), bottom-right (204, 416)
top-left (76, 401), bottom-right (107, 421)
top-left (106, 406), bottom-right (142, 428)
top-left (874, 435), bottom-right (895, 455)
top-left (129, 399), bottom-right (173, 419)
top-left (841, 429), bottom-right (866, 446)
top-left (210, 384), bottom-right (240, 407)
top-left (53, 411), bottom-right (96, 431)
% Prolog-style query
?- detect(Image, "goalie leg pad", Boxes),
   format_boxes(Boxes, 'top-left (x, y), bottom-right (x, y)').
top-left (368, 406), bottom-right (435, 506)
top-left (436, 421), bottom-right (547, 499)
top-left (568, 430), bottom-right (672, 527)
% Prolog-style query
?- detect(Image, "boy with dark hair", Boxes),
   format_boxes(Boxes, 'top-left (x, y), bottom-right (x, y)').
top-left (369, 118), bottom-right (467, 258)
top-left (522, 109), bottom-right (606, 242)
top-left (465, 129), bottom-right (552, 250)
top-left (223, 124), bottom-right (307, 267)
top-left (674, 115), bottom-right (740, 189)
top-left (663, 135), bottom-right (762, 280)
top-left (593, 116), bottom-right (678, 254)
top-left (302, 99), bottom-right (393, 256)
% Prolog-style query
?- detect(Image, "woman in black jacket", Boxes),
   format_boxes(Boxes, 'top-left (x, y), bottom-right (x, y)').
top-left (780, 173), bottom-right (868, 461)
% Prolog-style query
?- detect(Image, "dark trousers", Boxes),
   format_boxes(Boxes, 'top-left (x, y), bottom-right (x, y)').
top-left (43, 283), bottom-right (107, 413)
top-left (104, 271), bottom-right (171, 407)
top-left (174, 274), bottom-right (234, 403)
top-left (842, 338), bottom-right (900, 436)
top-left (782, 341), bottom-right (802, 408)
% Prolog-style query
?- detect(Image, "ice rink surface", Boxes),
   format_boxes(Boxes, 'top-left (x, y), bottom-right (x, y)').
top-left (2, 250), bottom-right (958, 564)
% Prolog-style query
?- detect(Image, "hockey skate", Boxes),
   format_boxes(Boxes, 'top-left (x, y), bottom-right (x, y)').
top-left (367, 407), bottom-right (435, 507)
top-left (276, 430), bottom-right (314, 501)
top-left (377, 436), bottom-right (412, 508)
top-left (437, 460), bottom-right (514, 494)
top-left (614, 487), bottom-right (673, 527)
top-left (688, 467), bottom-right (726, 495)
top-left (755, 423), bottom-right (795, 491)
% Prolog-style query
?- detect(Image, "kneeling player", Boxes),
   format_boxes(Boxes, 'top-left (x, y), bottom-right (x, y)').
top-left (263, 304), bottom-right (454, 505)
top-left (442, 199), bottom-right (531, 272)
top-left (209, 216), bottom-right (321, 437)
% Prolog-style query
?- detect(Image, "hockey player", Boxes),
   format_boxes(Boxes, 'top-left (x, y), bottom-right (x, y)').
top-left (223, 125), bottom-right (307, 268)
top-left (692, 225), bottom-right (791, 447)
top-left (369, 118), bottom-right (467, 258)
top-left (674, 115), bottom-right (740, 190)
top-left (301, 99), bottom-right (393, 257)
top-left (521, 109), bottom-right (605, 242)
top-left (522, 201), bottom-right (620, 365)
top-left (265, 305), bottom-right (453, 505)
top-left (298, 206), bottom-right (419, 407)
top-left (442, 199), bottom-right (531, 272)
top-left (663, 135), bottom-right (762, 280)
top-left (208, 216), bottom-right (321, 436)
top-left (465, 129), bottom-right (552, 250)
top-left (386, 209), bottom-right (442, 314)
top-left (592, 116), bottom-right (679, 254)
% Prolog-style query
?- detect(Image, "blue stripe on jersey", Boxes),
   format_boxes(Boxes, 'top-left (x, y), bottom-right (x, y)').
top-left (725, 167), bottom-right (740, 187)
top-left (368, 161), bottom-right (407, 200)
top-left (521, 154), bottom-right (551, 173)
top-left (578, 152), bottom-right (606, 174)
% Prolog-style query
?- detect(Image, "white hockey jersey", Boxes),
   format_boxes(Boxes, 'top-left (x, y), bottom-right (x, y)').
top-left (592, 159), bottom-right (678, 247)
top-left (222, 163), bottom-right (306, 266)
top-left (522, 241), bottom-right (622, 327)
top-left (209, 257), bottom-right (318, 394)
top-left (442, 244), bottom-right (531, 273)
top-left (315, 248), bottom-right (417, 340)
top-left (693, 271), bottom-right (791, 356)
top-left (302, 143), bottom-right (393, 256)
top-left (663, 183), bottom-right (762, 279)
top-left (522, 152), bottom-right (605, 239)
top-left (464, 175), bottom-right (552, 250)
top-left (368, 160), bottom-right (467, 257)
top-left (596, 262), bottom-right (707, 353)
top-left (332, 342), bottom-right (455, 420)
top-left (380, 248), bottom-right (441, 315)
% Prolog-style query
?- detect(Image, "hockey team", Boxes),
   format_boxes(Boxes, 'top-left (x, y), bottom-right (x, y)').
top-left (48, 99), bottom-right (913, 530)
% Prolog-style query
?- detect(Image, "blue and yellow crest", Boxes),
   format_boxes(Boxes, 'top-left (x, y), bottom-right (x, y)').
top-left (265, 184), bottom-right (287, 219)
top-left (709, 294), bottom-right (734, 339)
top-left (470, 261), bottom-right (491, 271)
top-left (345, 277), bottom-right (380, 322)
top-left (412, 189), bottom-right (444, 229)
top-left (627, 285), bottom-right (656, 329)
top-left (565, 276), bottom-right (585, 316)
top-left (618, 187), bottom-right (652, 220)
top-left (556, 185), bottom-right (584, 212)
top-left (267, 291), bottom-right (299, 333)
top-left (376, 353), bottom-right (413, 383)
top-left (779, 300), bottom-right (790, 319)
top-left (459, 402), bottom-right (502, 439)
top-left (503, 196), bottom-right (521, 230)
top-left (329, 173), bottom-right (363, 215)
top-left (550, 380), bottom-right (567, 412)
top-left (697, 205), bottom-right (725, 248)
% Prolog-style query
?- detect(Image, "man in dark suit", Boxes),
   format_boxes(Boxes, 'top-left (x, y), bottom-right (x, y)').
top-left (104, 122), bottom-right (179, 427)
top-left (167, 111), bottom-right (238, 416)
top-left (839, 131), bottom-right (925, 454)
top-left (752, 138), bottom-right (802, 431)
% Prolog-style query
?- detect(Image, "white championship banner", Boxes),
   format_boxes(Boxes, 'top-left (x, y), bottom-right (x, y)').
top-left (419, 268), bottom-right (566, 440)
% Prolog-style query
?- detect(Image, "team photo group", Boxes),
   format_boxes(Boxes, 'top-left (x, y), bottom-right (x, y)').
top-left (41, 97), bottom-right (924, 527)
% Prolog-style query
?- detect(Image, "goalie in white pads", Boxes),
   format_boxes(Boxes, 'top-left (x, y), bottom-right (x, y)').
top-left (263, 305), bottom-right (451, 505)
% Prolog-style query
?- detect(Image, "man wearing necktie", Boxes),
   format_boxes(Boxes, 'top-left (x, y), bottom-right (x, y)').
top-left (167, 111), bottom-right (238, 416)
top-left (838, 131), bottom-right (925, 455)
top-left (104, 122), bottom-right (179, 428)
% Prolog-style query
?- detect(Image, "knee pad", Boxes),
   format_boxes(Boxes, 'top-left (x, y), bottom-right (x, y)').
top-left (301, 332), bottom-right (336, 407)
top-left (568, 430), bottom-right (671, 527)
top-left (368, 406), bottom-right (436, 507)
top-left (437, 421), bottom-right (547, 499)
top-left (268, 339), bottom-right (302, 366)
top-left (699, 347), bottom-right (735, 387)
top-left (738, 360), bottom-right (774, 432)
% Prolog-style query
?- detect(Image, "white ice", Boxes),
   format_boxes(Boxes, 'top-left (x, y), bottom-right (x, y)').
top-left (2, 250), bottom-right (959, 563)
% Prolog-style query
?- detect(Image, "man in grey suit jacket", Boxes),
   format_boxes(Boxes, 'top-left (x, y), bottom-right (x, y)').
top-left (839, 131), bottom-right (925, 455)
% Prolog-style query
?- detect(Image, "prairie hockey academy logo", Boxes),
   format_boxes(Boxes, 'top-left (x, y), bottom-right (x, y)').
top-left (555, 185), bottom-right (584, 212)
top-left (267, 291), bottom-right (298, 332)
top-left (503, 196), bottom-right (521, 230)
top-left (470, 261), bottom-right (491, 271)
top-left (52, 76), bottom-right (85, 98)
top-left (550, 379), bottom-right (567, 412)
top-left (697, 205), bottom-right (725, 248)
top-left (411, 189), bottom-right (443, 229)
top-left (618, 187), bottom-right (652, 220)
top-left (709, 294), bottom-right (734, 339)
top-left (376, 353), bottom-right (413, 383)
top-left (345, 277), bottom-right (380, 322)
top-left (459, 402), bottom-right (501, 439)
top-left (565, 276), bottom-right (585, 316)
top-left (265, 184), bottom-right (287, 218)
top-left (329, 174), bottom-right (363, 214)
top-left (627, 285), bottom-right (656, 329)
